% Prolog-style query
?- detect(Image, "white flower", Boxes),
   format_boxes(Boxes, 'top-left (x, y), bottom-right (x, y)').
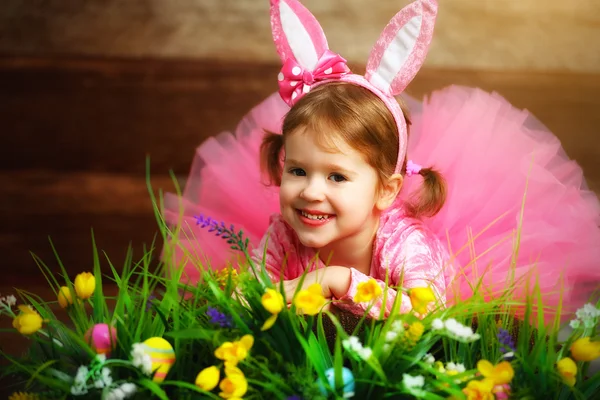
top-left (344, 336), bottom-right (360, 347)
top-left (390, 320), bottom-right (404, 333)
top-left (1, 294), bottom-right (17, 308)
top-left (444, 318), bottom-right (459, 331)
top-left (74, 366), bottom-right (89, 386)
top-left (576, 303), bottom-right (600, 320)
top-left (385, 331), bottom-right (398, 342)
top-left (446, 362), bottom-right (465, 373)
top-left (342, 336), bottom-right (362, 352)
top-left (104, 383), bottom-right (137, 400)
top-left (71, 384), bottom-right (88, 396)
top-left (101, 367), bottom-right (113, 387)
top-left (342, 336), bottom-right (373, 360)
top-left (584, 318), bottom-right (597, 329)
top-left (6, 295), bottom-right (16, 306)
top-left (120, 383), bottom-right (137, 396)
top-left (92, 367), bottom-right (112, 388)
top-left (105, 388), bottom-right (126, 400)
top-left (96, 354), bottom-right (107, 364)
top-left (359, 347), bottom-right (373, 360)
top-left (569, 319), bottom-right (581, 329)
top-left (502, 351), bottom-right (515, 359)
top-left (402, 373), bottom-right (425, 389)
top-left (431, 318), bottom-right (444, 330)
top-left (423, 353), bottom-right (435, 365)
top-left (131, 343), bottom-right (153, 375)
top-left (438, 318), bottom-right (480, 342)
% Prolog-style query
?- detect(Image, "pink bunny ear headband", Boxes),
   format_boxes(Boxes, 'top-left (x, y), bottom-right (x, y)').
top-left (270, 0), bottom-right (437, 175)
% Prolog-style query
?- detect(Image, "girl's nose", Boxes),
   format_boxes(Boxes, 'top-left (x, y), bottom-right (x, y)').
top-left (300, 178), bottom-right (325, 201)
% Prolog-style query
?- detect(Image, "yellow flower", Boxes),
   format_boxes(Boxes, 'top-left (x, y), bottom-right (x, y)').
top-left (224, 364), bottom-right (244, 377)
top-left (13, 305), bottom-right (43, 335)
top-left (261, 288), bottom-right (284, 331)
top-left (354, 279), bottom-right (383, 303)
top-left (570, 337), bottom-right (600, 362)
top-left (195, 366), bottom-right (220, 391)
top-left (401, 321), bottom-right (424, 349)
top-left (215, 268), bottom-right (239, 288)
top-left (74, 272), bottom-right (95, 300)
top-left (57, 286), bottom-right (74, 308)
top-left (219, 367), bottom-right (248, 399)
top-left (556, 357), bottom-right (577, 387)
top-left (12, 305), bottom-right (43, 335)
top-left (477, 360), bottom-right (514, 385)
top-left (293, 283), bottom-right (326, 316)
top-left (407, 321), bottom-right (425, 341)
top-left (261, 314), bottom-right (278, 331)
top-left (462, 378), bottom-right (495, 400)
top-left (215, 335), bottom-right (254, 366)
top-left (262, 288), bottom-right (284, 314)
top-left (409, 286), bottom-right (436, 314)
top-left (8, 392), bottom-right (39, 400)
top-left (433, 361), bottom-right (446, 373)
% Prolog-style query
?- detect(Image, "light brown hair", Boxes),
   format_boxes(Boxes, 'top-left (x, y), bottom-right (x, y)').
top-left (260, 82), bottom-right (446, 218)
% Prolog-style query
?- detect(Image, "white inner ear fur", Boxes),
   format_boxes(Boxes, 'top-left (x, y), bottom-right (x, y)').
top-left (371, 14), bottom-right (422, 93)
top-left (280, 1), bottom-right (319, 70)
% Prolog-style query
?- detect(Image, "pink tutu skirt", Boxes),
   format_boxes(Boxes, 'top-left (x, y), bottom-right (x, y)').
top-left (163, 85), bottom-right (600, 317)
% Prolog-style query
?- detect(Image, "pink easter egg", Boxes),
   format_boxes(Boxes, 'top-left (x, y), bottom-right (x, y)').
top-left (84, 323), bottom-right (117, 356)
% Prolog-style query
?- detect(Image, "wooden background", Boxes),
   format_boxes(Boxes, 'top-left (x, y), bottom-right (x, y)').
top-left (1, 0), bottom-right (599, 72)
top-left (0, 2), bottom-right (599, 370)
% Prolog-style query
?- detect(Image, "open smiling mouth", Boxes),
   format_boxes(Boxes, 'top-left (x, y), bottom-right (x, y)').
top-left (297, 209), bottom-right (335, 225)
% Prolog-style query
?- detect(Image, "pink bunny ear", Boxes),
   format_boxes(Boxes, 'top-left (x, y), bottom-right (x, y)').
top-left (365, 0), bottom-right (437, 96)
top-left (270, 0), bottom-right (329, 71)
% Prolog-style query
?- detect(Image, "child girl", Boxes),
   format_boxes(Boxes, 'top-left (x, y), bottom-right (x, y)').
top-left (162, 0), bottom-right (600, 320)
top-left (255, 81), bottom-right (451, 318)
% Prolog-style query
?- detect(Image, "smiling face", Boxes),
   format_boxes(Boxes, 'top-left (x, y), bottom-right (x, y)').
top-left (279, 127), bottom-right (384, 257)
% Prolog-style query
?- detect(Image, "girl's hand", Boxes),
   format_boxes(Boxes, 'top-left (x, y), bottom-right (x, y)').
top-left (282, 267), bottom-right (352, 303)
top-left (282, 271), bottom-right (332, 303)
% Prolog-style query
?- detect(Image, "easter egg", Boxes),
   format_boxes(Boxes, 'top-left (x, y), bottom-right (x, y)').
top-left (141, 337), bottom-right (176, 383)
top-left (84, 323), bottom-right (117, 356)
top-left (318, 367), bottom-right (355, 398)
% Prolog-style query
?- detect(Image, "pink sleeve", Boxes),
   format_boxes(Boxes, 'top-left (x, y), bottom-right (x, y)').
top-left (334, 221), bottom-right (448, 319)
top-left (252, 214), bottom-right (314, 282)
top-left (252, 216), bottom-right (289, 282)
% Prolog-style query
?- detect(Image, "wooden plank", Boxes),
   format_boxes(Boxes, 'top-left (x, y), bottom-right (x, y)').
top-left (1, 0), bottom-right (598, 72)
top-left (1, 57), bottom-right (599, 184)
top-left (1, 171), bottom-right (174, 286)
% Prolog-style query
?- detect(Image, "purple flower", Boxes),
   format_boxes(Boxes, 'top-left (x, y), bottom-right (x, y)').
top-left (497, 328), bottom-right (516, 353)
top-left (146, 295), bottom-right (156, 311)
top-left (206, 306), bottom-right (234, 328)
top-left (194, 215), bottom-right (233, 239)
top-left (194, 214), bottom-right (245, 252)
top-left (286, 396), bottom-right (303, 400)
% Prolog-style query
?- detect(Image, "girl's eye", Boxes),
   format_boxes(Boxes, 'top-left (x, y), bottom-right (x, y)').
top-left (288, 168), bottom-right (306, 177)
top-left (329, 173), bottom-right (347, 183)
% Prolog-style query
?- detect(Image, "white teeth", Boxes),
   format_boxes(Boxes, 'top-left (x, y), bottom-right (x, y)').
top-left (301, 211), bottom-right (330, 220)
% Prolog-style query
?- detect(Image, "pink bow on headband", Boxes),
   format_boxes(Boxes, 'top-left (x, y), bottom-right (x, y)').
top-left (277, 49), bottom-right (350, 106)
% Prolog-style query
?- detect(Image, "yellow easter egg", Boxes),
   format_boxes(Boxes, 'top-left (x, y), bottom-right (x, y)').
top-left (142, 337), bottom-right (176, 383)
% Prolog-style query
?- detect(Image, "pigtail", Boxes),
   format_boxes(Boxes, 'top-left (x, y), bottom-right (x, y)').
top-left (406, 167), bottom-right (447, 218)
top-left (260, 132), bottom-right (285, 186)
